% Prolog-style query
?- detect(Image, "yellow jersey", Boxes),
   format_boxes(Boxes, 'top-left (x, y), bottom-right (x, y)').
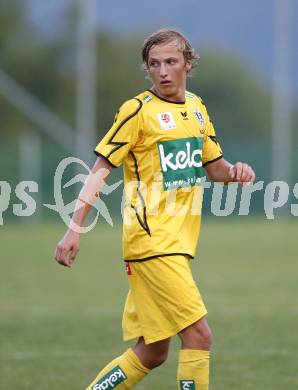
top-left (94, 90), bottom-right (223, 261)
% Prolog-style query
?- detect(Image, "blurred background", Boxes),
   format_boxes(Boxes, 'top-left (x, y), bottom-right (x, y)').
top-left (0, 0), bottom-right (297, 219)
top-left (0, 1), bottom-right (297, 389)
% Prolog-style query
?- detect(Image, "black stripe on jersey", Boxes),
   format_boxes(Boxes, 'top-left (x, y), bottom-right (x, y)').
top-left (106, 98), bottom-right (143, 159)
top-left (93, 151), bottom-right (118, 168)
top-left (124, 252), bottom-right (194, 262)
top-left (203, 154), bottom-right (223, 167)
top-left (208, 135), bottom-right (219, 145)
top-left (129, 151), bottom-right (151, 237)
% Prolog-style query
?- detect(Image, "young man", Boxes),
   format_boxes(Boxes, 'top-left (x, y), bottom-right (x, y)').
top-left (55, 29), bottom-right (255, 389)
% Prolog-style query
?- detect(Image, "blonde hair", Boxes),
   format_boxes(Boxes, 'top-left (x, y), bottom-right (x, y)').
top-left (142, 28), bottom-right (199, 73)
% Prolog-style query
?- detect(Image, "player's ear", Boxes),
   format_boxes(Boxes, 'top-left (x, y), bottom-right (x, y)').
top-left (142, 62), bottom-right (151, 80)
top-left (185, 60), bottom-right (192, 73)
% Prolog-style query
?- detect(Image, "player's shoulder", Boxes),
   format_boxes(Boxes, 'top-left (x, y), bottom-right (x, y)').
top-left (114, 93), bottom-right (145, 123)
top-left (119, 95), bottom-right (144, 112)
top-left (185, 90), bottom-right (206, 106)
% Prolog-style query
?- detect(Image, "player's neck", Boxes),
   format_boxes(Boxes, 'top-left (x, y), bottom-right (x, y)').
top-left (150, 86), bottom-right (185, 103)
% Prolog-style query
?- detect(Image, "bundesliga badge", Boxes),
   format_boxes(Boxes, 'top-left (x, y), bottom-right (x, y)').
top-left (158, 112), bottom-right (177, 130)
top-left (193, 109), bottom-right (205, 126)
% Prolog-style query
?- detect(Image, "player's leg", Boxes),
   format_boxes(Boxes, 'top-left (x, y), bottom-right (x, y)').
top-left (179, 316), bottom-right (212, 350)
top-left (177, 316), bottom-right (212, 390)
top-left (85, 336), bottom-right (171, 389)
top-left (133, 336), bottom-right (171, 369)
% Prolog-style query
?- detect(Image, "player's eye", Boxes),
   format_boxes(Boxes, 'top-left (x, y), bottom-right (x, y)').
top-left (149, 61), bottom-right (159, 68)
top-left (167, 58), bottom-right (177, 65)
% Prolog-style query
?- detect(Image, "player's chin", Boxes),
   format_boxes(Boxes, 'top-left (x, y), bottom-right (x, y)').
top-left (159, 83), bottom-right (174, 91)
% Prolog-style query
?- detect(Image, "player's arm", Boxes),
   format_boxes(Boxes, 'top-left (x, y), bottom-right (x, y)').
top-left (54, 99), bottom-right (141, 268)
top-left (204, 157), bottom-right (256, 184)
top-left (54, 157), bottom-right (113, 268)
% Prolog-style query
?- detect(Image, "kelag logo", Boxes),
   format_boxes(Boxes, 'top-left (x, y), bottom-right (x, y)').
top-left (157, 137), bottom-right (204, 190)
top-left (180, 380), bottom-right (196, 389)
top-left (92, 365), bottom-right (127, 389)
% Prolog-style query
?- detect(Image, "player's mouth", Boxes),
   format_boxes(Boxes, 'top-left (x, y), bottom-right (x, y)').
top-left (160, 80), bottom-right (172, 86)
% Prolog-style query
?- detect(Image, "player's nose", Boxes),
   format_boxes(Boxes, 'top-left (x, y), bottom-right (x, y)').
top-left (159, 63), bottom-right (168, 77)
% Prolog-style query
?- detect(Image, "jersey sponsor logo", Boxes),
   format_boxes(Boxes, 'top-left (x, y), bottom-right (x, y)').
top-left (180, 380), bottom-right (196, 389)
top-left (92, 366), bottom-right (127, 389)
top-left (158, 112), bottom-right (177, 130)
top-left (157, 137), bottom-right (204, 190)
top-left (194, 109), bottom-right (205, 125)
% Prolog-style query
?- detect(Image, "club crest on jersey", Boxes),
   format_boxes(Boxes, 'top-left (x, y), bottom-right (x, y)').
top-left (193, 109), bottom-right (205, 126)
top-left (158, 112), bottom-right (177, 130)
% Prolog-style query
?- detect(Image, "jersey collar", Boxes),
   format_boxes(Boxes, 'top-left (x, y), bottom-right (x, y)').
top-left (147, 88), bottom-right (186, 105)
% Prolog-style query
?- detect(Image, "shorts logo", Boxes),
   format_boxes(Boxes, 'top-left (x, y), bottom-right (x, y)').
top-left (125, 261), bottom-right (132, 275)
top-left (194, 109), bottom-right (205, 126)
top-left (158, 112), bottom-right (177, 130)
top-left (157, 137), bottom-right (204, 190)
top-left (92, 366), bottom-right (127, 389)
top-left (180, 380), bottom-right (196, 390)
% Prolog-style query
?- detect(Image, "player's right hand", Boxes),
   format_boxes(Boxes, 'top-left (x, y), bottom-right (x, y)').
top-left (54, 230), bottom-right (80, 268)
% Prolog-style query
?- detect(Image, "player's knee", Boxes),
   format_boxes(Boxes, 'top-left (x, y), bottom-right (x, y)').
top-left (145, 350), bottom-right (168, 369)
top-left (193, 322), bottom-right (213, 349)
top-left (180, 319), bottom-right (213, 350)
top-left (151, 350), bottom-right (168, 368)
top-left (201, 327), bottom-right (213, 349)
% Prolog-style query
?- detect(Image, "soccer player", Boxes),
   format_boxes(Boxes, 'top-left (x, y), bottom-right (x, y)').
top-left (54, 29), bottom-right (255, 389)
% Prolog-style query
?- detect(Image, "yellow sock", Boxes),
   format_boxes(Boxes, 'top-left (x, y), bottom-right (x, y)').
top-left (85, 348), bottom-right (150, 389)
top-left (177, 349), bottom-right (210, 390)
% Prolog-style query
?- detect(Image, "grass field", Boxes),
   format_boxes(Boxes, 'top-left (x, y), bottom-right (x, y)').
top-left (0, 218), bottom-right (297, 389)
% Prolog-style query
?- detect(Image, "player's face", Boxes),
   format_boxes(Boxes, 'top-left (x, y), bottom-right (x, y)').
top-left (147, 40), bottom-right (192, 102)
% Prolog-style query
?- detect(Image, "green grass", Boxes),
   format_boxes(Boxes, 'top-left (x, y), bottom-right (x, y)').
top-left (0, 218), bottom-right (297, 389)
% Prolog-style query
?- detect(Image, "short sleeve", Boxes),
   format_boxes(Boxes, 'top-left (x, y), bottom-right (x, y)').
top-left (202, 109), bottom-right (223, 166)
top-left (94, 98), bottom-right (142, 167)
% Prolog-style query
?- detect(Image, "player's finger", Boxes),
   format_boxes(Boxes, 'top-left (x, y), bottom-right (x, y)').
top-left (245, 166), bottom-right (255, 183)
top-left (241, 166), bottom-right (256, 186)
top-left (235, 163), bottom-right (243, 181)
top-left (59, 260), bottom-right (71, 268)
top-left (57, 247), bottom-right (71, 267)
top-left (55, 246), bottom-right (62, 262)
top-left (240, 163), bottom-right (250, 182)
top-left (250, 168), bottom-right (256, 183)
top-left (54, 246), bottom-right (59, 261)
top-left (245, 166), bottom-right (254, 182)
top-left (68, 246), bottom-right (79, 267)
top-left (228, 165), bottom-right (235, 179)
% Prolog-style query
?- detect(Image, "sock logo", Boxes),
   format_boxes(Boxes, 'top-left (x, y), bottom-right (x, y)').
top-left (92, 366), bottom-right (127, 389)
top-left (180, 380), bottom-right (196, 390)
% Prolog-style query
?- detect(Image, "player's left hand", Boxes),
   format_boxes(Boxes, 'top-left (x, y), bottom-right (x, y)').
top-left (228, 162), bottom-right (256, 185)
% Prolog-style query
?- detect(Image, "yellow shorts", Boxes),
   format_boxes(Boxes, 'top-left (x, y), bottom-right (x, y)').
top-left (122, 255), bottom-right (207, 344)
